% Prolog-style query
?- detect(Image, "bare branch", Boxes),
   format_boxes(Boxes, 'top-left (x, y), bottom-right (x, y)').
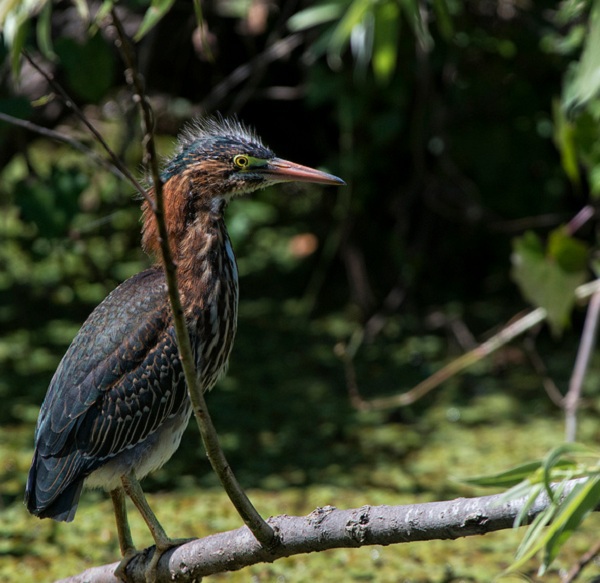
top-left (109, 8), bottom-right (275, 549)
top-left (55, 479), bottom-right (587, 583)
top-left (200, 34), bottom-right (303, 112)
top-left (523, 336), bottom-right (565, 407)
top-left (351, 279), bottom-right (600, 411)
top-left (564, 287), bottom-right (600, 441)
top-left (561, 537), bottom-right (600, 583)
top-left (0, 112), bottom-right (127, 181)
top-left (23, 52), bottom-right (151, 204)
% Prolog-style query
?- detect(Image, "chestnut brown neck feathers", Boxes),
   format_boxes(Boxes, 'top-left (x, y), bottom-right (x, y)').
top-left (140, 117), bottom-right (273, 264)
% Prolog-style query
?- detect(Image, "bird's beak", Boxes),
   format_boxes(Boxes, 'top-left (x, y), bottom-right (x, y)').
top-left (264, 158), bottom-right (345, 186)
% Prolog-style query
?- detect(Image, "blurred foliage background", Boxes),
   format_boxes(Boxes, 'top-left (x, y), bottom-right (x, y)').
top-left (3, 0), bottom-right (600, 581)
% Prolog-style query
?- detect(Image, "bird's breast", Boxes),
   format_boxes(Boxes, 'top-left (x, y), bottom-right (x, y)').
top-left (189, 234), bottom-right (239, 391)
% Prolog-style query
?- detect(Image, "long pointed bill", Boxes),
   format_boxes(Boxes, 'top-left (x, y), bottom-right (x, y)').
top-left (264, 157), bottom-right (346, 186)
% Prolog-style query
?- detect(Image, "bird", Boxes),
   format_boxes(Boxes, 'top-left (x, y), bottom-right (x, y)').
top-left (24, 116), bottom-right (345, 580)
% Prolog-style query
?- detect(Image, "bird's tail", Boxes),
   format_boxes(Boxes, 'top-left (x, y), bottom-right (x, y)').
top-left (24, 450), bottom-right (83, 522)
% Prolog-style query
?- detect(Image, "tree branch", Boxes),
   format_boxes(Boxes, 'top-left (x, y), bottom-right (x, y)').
top-left (23, 51), bottom-right (151, 205)
top-left (0, 112), bottom-right (127, 181)
top-left (55, 478), bottom-right (587, 583)
top-left (108, 8), bottom-right (275, 550)
top-left (564, 287), bottom-right (600, 441)
top-left (347, 279), bottom-right (600, 411)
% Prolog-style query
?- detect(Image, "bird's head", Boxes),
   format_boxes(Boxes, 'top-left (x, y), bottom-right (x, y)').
top-left (163, 116), bottom-right (344, 200)
top-left (142, 116), bottom-right (344, 259)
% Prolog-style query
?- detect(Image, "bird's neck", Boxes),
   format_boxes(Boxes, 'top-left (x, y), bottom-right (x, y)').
top-left (141, 176), bottom-right (237, 309)
top-left (177, 210), bottom-right (233, 298)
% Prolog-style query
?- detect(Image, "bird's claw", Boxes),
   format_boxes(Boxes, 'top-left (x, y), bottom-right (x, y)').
top-left (114, 547), bottom-right (139, 582)
top-left (115, 538), bottom-right (192, 583)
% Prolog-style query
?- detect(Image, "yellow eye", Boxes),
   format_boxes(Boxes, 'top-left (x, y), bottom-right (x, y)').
top-left (233, 155), bottom-right (250, 168)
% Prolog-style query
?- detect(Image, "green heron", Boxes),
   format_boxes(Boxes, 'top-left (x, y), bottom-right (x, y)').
top-left (25, 116), bottom-right (344, 579)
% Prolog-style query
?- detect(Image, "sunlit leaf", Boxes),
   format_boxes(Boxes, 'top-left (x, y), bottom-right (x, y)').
top-left (134, 0), bottom-right (176, 42)
top-left (463, 461), bottom-right (544, 488)
top-left (509, 477), bottom-right (600, 574)
top-left (552, 99), bottom-right (580, 186)
top-left (0, 0), bottom-right (45, 39)
top-left (0, 0), bottom-right (41, 77)
top-left (9, 17), bottom-right (28, 78)
top-left (373, 1), bottom-right (400, 84)
top-left (514, 484), bottom-right (545, 529)
top-left (36, 0), bottom-right (55, 61)
top-left (329, 0), bottom-right (371, 62)
top-left (540, 443), bottom-right (595, 497)
top-left (563, 0), bottom-right (600, 111)
top-left (287, 2), bottom-right (343, 31)
top-left (512, 503), bottom-right (556, 567)
top-left (540, 476), bottom-right (600, 573)
top-left (71, 0), bottom-right (89, 21)
top-left (511, 230), bottom-right (588, 336)
top-left (94, 0), bottom-right (115, 24)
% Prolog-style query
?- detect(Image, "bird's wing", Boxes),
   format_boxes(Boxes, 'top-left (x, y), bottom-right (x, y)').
top-left (28, 267), bottom-right (189, 515)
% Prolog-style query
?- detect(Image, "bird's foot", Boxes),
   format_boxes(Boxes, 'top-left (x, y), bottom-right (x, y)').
top-left (113, 538), bottom-right (193, 582)
top-left (114, 547), bottom-right (139, 582)
top-left (145, 538), bottom-right (194, 583)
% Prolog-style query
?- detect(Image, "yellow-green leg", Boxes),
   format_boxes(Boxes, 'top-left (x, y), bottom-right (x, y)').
top-left (111, 487), bottom-right (136, 555)
top-left (111, 487), bottom-right (138, 582)
top-left (120, 472), bottom-right (189, 583)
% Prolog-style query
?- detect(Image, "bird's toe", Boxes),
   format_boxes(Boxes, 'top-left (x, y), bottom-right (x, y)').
top-left (145, 538), bottom-right (194, 583)
top-left (114, 547), bottom-right (139, 582)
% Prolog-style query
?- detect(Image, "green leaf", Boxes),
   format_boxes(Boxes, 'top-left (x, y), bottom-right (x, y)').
top-left (540, 476), bottom-right (600, 572)
top-left (508, 476), bottom-right (600, 575)
top-left (432, 0), bottom-right (453, 41)
top-left (563, 0), bottom-right (600, 111)
top-left (94, 0), bottom-right (115, 25)
top-left (513, 501), bottom-right (556, 564)
top-left (15, 167), bottom-right (88, 238)
top-left (511, 230), bottom-right (588, 336)
top-left (288, 3), bottom-right (344, 32)
top-left (329, 0), bottom-right (371, 61)
top-left (463, 461), bottom-right (544, 488)
top-left (514, 484), bottom-right (545, 529)
top-left (399, 0), bottom-right (433, 51)
top-left (9, 16), bottom-right (29, 79)
top-left (540, 443), bottom-right (595, 495)
top-left (36, 0), bottom-right (56, 61)
top-left (373, 2), bottom-right (400, 84)
top-left (134, 0), bottom-right (176, 42)
top-left (547, 227), bottom-right (588, 273)
top-left (71, 0), bottom-right (90, 21)
top-left (55, 34), bottom-right (114, 103)
top-left (552, 98), bottom-right (580, 186)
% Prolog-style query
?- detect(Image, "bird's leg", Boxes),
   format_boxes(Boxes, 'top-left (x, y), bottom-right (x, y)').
top-left (111, 487), bottom-right (139, 582)
top-left (121, 472), bottom-right (189, 583)
top-left (111, 487), bottom-right (136, 556)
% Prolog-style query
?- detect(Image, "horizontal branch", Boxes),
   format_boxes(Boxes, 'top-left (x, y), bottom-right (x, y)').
top-left (56, 479), bottom-right (585, 583)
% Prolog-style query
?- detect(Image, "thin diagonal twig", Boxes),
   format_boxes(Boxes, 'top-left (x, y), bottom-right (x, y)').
top-left (200, 34), bottom-right (303, 112)
top-left (109, 8), bottom-right (276, 549)
top-left (23, 51), bottom-right (152, 207)
top-left (351, 280), bottom-right (600, 411)
top-left (0, 111), bottom-right (127, 181)
top-left (564, 287), bottom-right (600, 442)
top-left (561, 538), bottom-right (600, 583)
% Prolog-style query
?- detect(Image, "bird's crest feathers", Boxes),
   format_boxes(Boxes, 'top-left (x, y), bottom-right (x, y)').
top-left (161, 115), bottom-right (273, 181)
top-left (176, 116), bottom-right (264, 153)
